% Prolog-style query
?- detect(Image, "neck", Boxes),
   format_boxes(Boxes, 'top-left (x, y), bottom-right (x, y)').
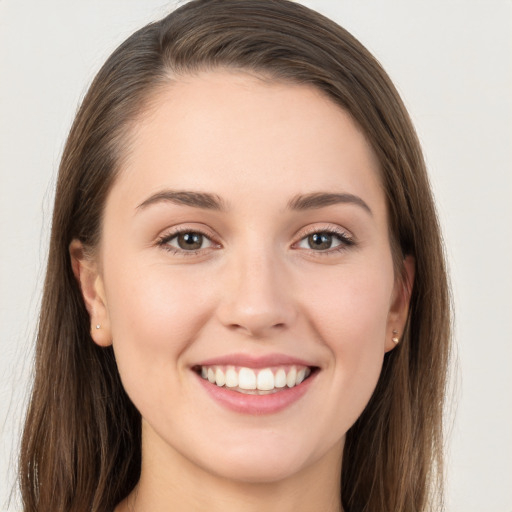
top-left (116, 425), bottom-right (344, 512)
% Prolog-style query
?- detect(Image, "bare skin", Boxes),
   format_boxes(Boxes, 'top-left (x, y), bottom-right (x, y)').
top-left (71, 70), bottom-right (413, 512)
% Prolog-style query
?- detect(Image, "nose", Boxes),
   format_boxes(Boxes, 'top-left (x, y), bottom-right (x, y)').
top-left (216, 248), bottom-right (297, 338)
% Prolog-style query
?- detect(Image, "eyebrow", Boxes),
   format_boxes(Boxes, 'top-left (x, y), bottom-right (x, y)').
top-left (136, 189), bottom-right (372, 216)
top-left (287, 192), bottom-right (372, 215)
top-left (136, 190), bottom-right (226, 211)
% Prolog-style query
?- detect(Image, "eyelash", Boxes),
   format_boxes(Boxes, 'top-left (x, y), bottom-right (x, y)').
top-left (293, 225), bottom-right (355, 255)
top-left (156, 225), bottom-right (356, 256)
top-left (156, 228), bottom-right (219, 255)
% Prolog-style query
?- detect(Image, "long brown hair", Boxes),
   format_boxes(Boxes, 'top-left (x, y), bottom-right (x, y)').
top-left (19, 1), bottom-right (451, 510)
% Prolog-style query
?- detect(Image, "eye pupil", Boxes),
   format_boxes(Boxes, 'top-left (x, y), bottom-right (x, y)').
top-left (308, 233), bottom-right (332, 250)
top-left (178, 232), bottom-right (203, 250)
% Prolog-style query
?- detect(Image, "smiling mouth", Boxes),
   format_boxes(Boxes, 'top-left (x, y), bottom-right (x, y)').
top-left (193, 364), bottom-right (317, 395)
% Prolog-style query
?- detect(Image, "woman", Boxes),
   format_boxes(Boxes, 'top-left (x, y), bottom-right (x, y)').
top-left (19, 0), bottom-right (451, 511)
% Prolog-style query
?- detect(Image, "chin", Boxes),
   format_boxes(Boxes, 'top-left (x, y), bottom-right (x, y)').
top-left (194, 435), bottom-right (330, 485)
top-left (208, 455), bottom-right (307, 484)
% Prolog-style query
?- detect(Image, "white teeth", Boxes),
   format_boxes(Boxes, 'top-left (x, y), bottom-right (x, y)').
top-left (225, 366), bottom-right (238, 388)
top-left (199, 364), bottom-right (313, 392)
top-left (296, 368), bottom-right (306, 385)
top-left (238, 368), bottom-right (257, 390)
top-left (274, 368), bottom-right (287, 388)
top-left (256, 368), bottom-right (274, 391)
top-left (286, 367), bottom-right (297, 388)
top-left (215, 367), bottom-right (226, 387)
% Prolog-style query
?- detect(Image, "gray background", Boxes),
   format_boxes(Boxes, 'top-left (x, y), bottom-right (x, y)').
top-left (1, 1), bottom-right (511, 510)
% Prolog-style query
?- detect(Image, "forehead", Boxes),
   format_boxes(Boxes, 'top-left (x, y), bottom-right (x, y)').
top-left (110, 70), bottom-right (385, 216)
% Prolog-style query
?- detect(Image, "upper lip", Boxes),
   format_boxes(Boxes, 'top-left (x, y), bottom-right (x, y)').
top-left (194, 352), bottom-right (317, 369)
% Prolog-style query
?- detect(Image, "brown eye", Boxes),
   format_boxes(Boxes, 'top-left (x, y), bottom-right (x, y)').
top-left (295, 228), bottom-right (354, 253)
top-left (161, 231), bottom-right (214, 252)
top-left (307, 232), bottom-right (334, 250)
top-left (177, 232), bottom-right (204, 250)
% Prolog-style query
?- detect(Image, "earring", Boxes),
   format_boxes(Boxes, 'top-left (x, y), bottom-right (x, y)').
top-left (95, 324), bottom-right (101, 329)
top-left (392, 329), bottom-right (399, 344)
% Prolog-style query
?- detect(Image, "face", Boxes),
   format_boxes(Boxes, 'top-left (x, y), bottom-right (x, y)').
top-left (75, 71), bottom-right (412, 484)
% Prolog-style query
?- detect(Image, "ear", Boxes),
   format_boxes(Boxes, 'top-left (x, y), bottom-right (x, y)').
top-left (69, 239), bottom-right (112, 347)
top-left (385, 255), bottom-right (415, 352)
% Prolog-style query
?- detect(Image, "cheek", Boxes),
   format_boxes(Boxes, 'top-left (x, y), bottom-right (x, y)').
top-left (300, 260), bottom-right (393, 402)
top-left (303, 261), bottom-right (393, 345)
top-left (103, 257), bottom-right (216, 383)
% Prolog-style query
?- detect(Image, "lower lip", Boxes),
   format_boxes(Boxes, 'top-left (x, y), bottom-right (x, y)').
top-left (195, 371), bottom-right (317, 415)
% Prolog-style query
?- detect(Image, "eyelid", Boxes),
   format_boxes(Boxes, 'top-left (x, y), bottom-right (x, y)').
top-left (156, 224), bottom-right (222, 253)
top-left (291, 223), bottom-right (356, 252)
top-left (154, 222), bottom-right (355, 256)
